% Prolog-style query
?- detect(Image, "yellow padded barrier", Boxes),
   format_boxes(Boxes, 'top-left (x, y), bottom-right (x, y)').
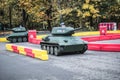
top-left (36, 35), bottom-right (47, 39)
top-left (73, 30), bottom-right (120, 36)
top-left (6, 44), bottom-right (13, 51)
top-left (39, 55), bottom-right (49, 61)
top-left (36, 30), bottom-right (120, 39)
top-left (0, 38), bottom-right (8, 42)
top-left (73, 31), bottom-right (99, 36)
top-left (6, 44), bottom-right (48, 61)
top-left (107, 30), bottom-right (120, 33)
top-left (17, 46), bottom-right (26, 55)
top-left (32, 49), bottom-right (48, 60)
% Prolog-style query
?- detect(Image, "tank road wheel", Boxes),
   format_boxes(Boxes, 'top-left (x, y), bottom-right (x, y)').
top-left (43, 45), bottom-right (46, 50)
top-left (50, 46), bottom-right (54, 55)
top-left (22, 37), bottom-right (27, 42)
top-left (54, 47), bottom-right (60, 56)
top-left (47, 46), bottom-right (50, 54)
top-left (12, 38), bottom-right (17, 43)
top-left (18, 37), bottom-right (22, 42)
top-left (41, 45), bottom-right (43, 49)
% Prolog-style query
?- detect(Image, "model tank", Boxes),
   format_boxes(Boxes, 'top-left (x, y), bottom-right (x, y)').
top-left (40, 26), bottom-right (88, 56)
top-left (6, 26), bottom-right (28, 43)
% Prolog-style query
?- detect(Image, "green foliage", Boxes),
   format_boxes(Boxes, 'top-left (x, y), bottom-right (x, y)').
top-left (0, 0), bottom-right (120, 31)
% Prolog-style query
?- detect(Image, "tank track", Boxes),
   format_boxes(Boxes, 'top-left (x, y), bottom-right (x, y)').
top-left (40, 42), bottom-right (61, 56)
top-left (80, 44), bottom-right (88, 54)
top-left (8, 36), bottom-right (28, 43)
top-left (40, 42), bottom-right (88, 56)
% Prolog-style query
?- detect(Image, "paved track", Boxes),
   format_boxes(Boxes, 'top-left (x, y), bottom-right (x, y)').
top-left (0, 41), bottom-right (120, 80)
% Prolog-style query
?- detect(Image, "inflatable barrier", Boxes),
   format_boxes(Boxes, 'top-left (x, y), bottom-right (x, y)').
top-left (82, 33), bottom-right (120, 42)
top-left (101, 44), bottom-right (120, 52)
top-left (88, 43), bottom-right (101, 51)
top-left (6, 44), bottom-right (48, 61)
top-left (84, 33), bottom-right (120, 52)
top-left (28, 30), bottom-right (42, 44)
top-left (88, 43), bottom-right (120, 52)
top-left (0, 38), bottom-right (8, 42)
top-left (82, 36), bottom-right (100, 42)
top-left (31, 38), bottom-right (42, 44)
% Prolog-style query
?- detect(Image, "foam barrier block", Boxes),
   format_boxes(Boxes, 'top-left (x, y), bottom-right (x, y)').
top-left (25, 48), bottom-right (35, 57)
top-left (19, 51), bottom-right (26, 55)
top-left (39, 55), bottom-right (49, 61)
top-left (82, 36), bottom-right (100, 42)
top-left (6, 44), bottom-right (48, 61)
top-left (6, 44), bottom-right (13, 51)
top-left (36, 39), bottom-right (41, 44)
top-left (101, 44), bottom-right (120, 52)
top-left (111, 35), bottom-right (120, 39)
top-left (13, 49), bottom-right (19, 53)
top-left (81, 37), bottom-right (91, 42)
top-left (17, 46), bottom-right (26, 55)
top-left (26, 52), bottom-right (35, 58)
top-left (88, 43), bottom-right (101, 51)
top-left (31, 38), bottom-right (37, 44)
top-left (99, 35), bottom-right (111, 40)
top-left (32, 49), bottom-right (48, 60)
top-left (24, 48), bottom-right (32, 53)
top-left (0, 38), bottom-right (8, 42)
top-left (11, 45), bottom-right (18, 50)
top-left (88, 36), bottom-right (100, 41)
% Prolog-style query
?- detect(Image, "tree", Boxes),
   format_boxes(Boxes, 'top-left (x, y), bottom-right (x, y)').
top-left (0, 0), bottom-right (119, 31)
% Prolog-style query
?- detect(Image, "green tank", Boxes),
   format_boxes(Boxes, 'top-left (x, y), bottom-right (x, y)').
top-left (40, 27), bottom-right (88, 56)
top-left (6, 26), bottom-right (28, 43)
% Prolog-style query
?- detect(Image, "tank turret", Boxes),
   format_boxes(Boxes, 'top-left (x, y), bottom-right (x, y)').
top-left (40, 26), bottom-right (88, 56)
top-left (12, 26), bottom-right (26, 33)
top-left (51, 27), bottom-right (81, 36)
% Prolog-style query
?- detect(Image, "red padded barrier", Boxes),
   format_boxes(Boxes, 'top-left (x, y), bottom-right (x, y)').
top-left (11, 45), bottom-right (18, 50)
top-left (101, 44), bottom-right (120, 52)
top-left (82, 33), bottom-right (120, 42)
top-left (13, 49), bottom-right (19, 53)
top-left (87, 36), bottom-right (100, 41)
top-left (24, 48), bottom-right (34, 57)
top-left (31, 38), bottom-right (37, 44)
top-left (107, 33), bottom-right (119, 35)
top-left (11, 45), bottom-right (19, 53)
top-left (82, 36), bottom-right (100, 42)
top-left (88, 43), bottom-right (101, 51)
top-left (26, 52), bottom-right (35, 58)
top-left (28, 30), bottom-right (36, 42)
top-left (24, 48), bottom-right (32, 53)
top-left (83, 33), bottom-right (120, 52)
top-left (99, 26), bottom-right (107, 35)
top-left (99, 35), bottom-right (111, 40)
top-left (81, 37), bottom-right (91, 42)
top-left (88, 43), bottom-right (120, 52)
top-left (111, 35), bottom-right (120, 39)
top-left (36, 39), bottom-right (41, 44)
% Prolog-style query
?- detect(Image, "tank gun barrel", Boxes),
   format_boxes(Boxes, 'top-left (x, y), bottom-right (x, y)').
top-left (73, 27), bottom-right (82, 31)
top-left (69, 27), bottom-right (82, 33)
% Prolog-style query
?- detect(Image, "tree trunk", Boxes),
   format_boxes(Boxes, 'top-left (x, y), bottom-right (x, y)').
top-left (47, 19), bottom-right (51, 31)
top-left (9, 7), bottom-right (12, 28)
top-left (45, 5), bottom-right (52, 31)
top-left (22, 9), bottom-right (28, 28)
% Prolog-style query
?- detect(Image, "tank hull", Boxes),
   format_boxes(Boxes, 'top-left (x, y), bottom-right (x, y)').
top-left (6, 32), bottom-right (28, 43)
top-left (40, 36), bottom-right (88, 56)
